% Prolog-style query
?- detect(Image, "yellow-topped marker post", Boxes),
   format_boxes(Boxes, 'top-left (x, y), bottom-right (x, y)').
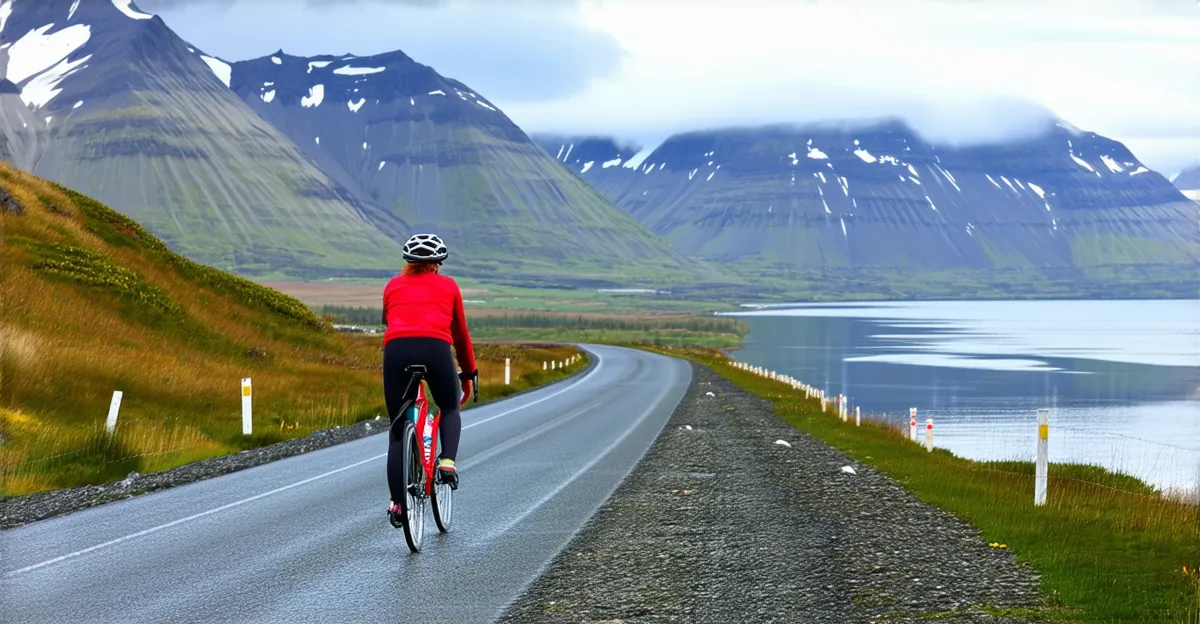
top-left (1035, 408), bottom-right (1049, 505)
top-left (241, 378), bottom-right (253, 436)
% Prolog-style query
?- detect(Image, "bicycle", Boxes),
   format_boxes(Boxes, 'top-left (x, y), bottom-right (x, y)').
top-left (388, 364), bottom-right (478, 553)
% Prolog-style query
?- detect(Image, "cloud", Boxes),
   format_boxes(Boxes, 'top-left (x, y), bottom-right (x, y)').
top-left (145, 0), bottom-right (622, 101)
top-left (499, 0), bottom-right (1200, 173)
top-left (142, 0), bottom-right (1199, 173)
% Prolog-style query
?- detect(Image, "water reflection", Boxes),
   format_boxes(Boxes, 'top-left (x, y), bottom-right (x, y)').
top-left (728, 301), bottom-right (1200, 490)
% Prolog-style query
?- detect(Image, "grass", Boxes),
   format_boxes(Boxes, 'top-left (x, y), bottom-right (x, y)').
top-left (638, 346), bottom-right (1200, 623)
top-left (313, 306), bottom-right (751, 350)
top-left (0, 164), bottom-right (585, 497)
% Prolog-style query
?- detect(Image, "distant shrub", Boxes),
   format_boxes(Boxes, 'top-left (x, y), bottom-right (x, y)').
top-left (33, 244), bottom-right (183, 316)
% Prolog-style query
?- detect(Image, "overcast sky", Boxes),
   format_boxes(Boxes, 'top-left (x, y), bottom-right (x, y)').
top-left (140, 0), bottom-right (1199, 174)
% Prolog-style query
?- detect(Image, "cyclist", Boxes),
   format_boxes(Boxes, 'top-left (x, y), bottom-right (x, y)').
top-left (382, 233), bottom-right (476, 516)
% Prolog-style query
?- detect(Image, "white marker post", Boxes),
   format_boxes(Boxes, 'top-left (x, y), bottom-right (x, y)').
top-left (925, 418), bottom-right (934, 452)
top-left (1035, 408), bottom-right (1049, 506)
top-left (241, 378), bottom-right (253, 436)
top-left (909, 408), bottom-right (918, 442)
top-left (504, 358), bottom-right (511, 385)
top-left (543, 361), bottom-right (547, 370)
top-left (855, 406), bottom-right (861, 427)
top-left (105, 391), bottom-right (123, 435)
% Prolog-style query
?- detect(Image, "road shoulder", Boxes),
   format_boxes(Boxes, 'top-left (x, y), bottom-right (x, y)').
top-left (499, 363), bottom-right (1043, 623)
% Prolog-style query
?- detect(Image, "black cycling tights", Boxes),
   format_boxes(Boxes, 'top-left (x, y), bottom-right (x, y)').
top-left (383, 338), bottom-right (462, 502)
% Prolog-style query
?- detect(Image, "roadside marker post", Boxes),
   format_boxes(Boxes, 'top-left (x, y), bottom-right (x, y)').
top-left (1035, 408), bottom-right (1049, 506)
top-left (543, 361), bottom-right (547, 370)
top-left (925, 418), bottom-right (934, 452)
top-left (105, 391), bottom-right (123, 435)
top-left (504, 358), bottom-right (511, 385)
top-left (855, 406), bottom-right (861, 427)
top-left (241, 378), bottom-right (253, 436)
top-left (909, 408), bottom-right (917, 442)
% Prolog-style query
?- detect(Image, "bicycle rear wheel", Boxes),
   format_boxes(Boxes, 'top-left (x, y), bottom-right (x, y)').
top-left (399, 423), bottom-right (425, 553)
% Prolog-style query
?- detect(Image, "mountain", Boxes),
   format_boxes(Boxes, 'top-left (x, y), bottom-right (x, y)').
top-left (0, 0), bottom-right (405, 278)
top-left (545, 120), bottom-right (1199, 298)
top-left (532, 134), bottom-right (644, 172)
top-left (222, 50), bottom-right (696, 284)
top-left (1172, 165), bottom-right (1200, 200)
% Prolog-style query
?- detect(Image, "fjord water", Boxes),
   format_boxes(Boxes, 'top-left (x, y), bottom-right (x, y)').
top-left (728, 300), bottom-right (1200, 491)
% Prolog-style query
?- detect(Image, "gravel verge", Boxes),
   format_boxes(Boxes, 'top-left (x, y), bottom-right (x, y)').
top-left (1, 359), bottom-right (595, 531)
top-left (499, 363), bottom-right (1044, 623)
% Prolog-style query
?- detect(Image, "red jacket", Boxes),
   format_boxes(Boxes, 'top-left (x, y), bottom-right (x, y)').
top-left (381, 272), bottom-right (477, 374)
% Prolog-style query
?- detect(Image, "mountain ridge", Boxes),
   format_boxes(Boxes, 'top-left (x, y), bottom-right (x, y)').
top-left (220, 46), bottom-right (701, 284)
top-left (0, 0), bottom-right (407, 278)
top-left (540, 118), bottom-right (1198, 297)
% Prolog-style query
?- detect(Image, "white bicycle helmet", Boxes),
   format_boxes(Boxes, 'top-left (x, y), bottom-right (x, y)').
top-left (402, 233), bottom-right (449, 262)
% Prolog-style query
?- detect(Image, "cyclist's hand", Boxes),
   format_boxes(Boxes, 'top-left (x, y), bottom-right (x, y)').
top-left (460, 379), bottom-right (474, 405)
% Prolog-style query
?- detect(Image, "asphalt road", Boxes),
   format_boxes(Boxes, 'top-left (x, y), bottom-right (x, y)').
top-left (0, 345), bottom-right (691, 624)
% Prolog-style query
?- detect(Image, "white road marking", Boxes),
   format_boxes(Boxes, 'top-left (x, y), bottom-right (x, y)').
top-left (5, 351), bottom-right (610, 578)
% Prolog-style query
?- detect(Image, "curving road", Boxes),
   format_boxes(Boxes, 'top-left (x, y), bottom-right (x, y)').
top-left (0, 345), bottom-right (691, 624)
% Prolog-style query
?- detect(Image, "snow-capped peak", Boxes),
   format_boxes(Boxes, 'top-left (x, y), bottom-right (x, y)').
top-left (112, 0), bottom-right (153, 20)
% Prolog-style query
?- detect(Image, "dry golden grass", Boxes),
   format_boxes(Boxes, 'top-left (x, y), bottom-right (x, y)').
top-left (0, 164), bottom-right (582, 496)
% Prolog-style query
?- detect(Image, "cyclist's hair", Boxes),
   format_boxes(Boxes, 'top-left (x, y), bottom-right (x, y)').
top-left (402, 261), bottom-right (440, 276)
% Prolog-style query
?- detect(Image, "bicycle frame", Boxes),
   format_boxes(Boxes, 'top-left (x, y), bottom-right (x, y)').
top-left (405, 382), bottom-right (440, 497)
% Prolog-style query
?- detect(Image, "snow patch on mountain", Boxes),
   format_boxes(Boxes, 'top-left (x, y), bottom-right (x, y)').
top-left (807, 146), bottom-right (829, 160)
top-left (1069, 153), bottom-right (1099, 176)
top-left (1130, 166), bottom-right (1149, 175)
top-left (200, 55), bottom-right (232, 87)
top-left (21, 53), bottom-right (91, 108)
top-left (271, 56), bottom-right (282, 65)
top-left (0, 0), bottom-right (13, 37)
top-left (622, 148), bottom-right (652, 170)
top-left (853, 148), bottom-right (877, 163)
top-left (1028, 183), bottom-right (1045, 198)
top-left (428, 89), bottom-right (445, 96)
top-left (7, 23), bottom-right (91, 84)
top-left (333, 65), bottom-right (385, 76)
top-left (68, 0), bottom-right (80, 20)
top-left (112, 0), bottom-right (153, 20)
top-left (301, 84), bottom-right (324, 107)
top-left (307, 60), bottom-right (331, 73)
top-left (581, 161), bottom-right (594, 174)
top-left (347, 97), bottom-right (365, 112)
top-left (1100, 155), bottom-right (1124, 174)
top-left (261, 89), bottom-right (275, 103)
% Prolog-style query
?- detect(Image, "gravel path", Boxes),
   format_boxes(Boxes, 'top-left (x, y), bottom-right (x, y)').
top-left (499, 364), bottom-right (1044, 623)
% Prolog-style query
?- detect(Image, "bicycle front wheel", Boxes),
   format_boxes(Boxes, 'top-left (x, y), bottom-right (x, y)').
top-left (399, 423), bottom-right (425, 553)
top-left (431, 471), bottom-right (454, 533)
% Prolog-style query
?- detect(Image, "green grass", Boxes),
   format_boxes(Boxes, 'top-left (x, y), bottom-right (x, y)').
top-left (314, 306), bottom-right (750, 349)
top-left (640, 347), bottom-right (1200, 623)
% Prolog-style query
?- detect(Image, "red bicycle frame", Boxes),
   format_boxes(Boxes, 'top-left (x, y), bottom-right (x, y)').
top-left (410, 382), bottom-right (439, 497)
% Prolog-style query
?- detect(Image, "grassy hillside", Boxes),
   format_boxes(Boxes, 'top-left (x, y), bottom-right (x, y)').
top-left (0, 165), bottom-right (580, 496)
